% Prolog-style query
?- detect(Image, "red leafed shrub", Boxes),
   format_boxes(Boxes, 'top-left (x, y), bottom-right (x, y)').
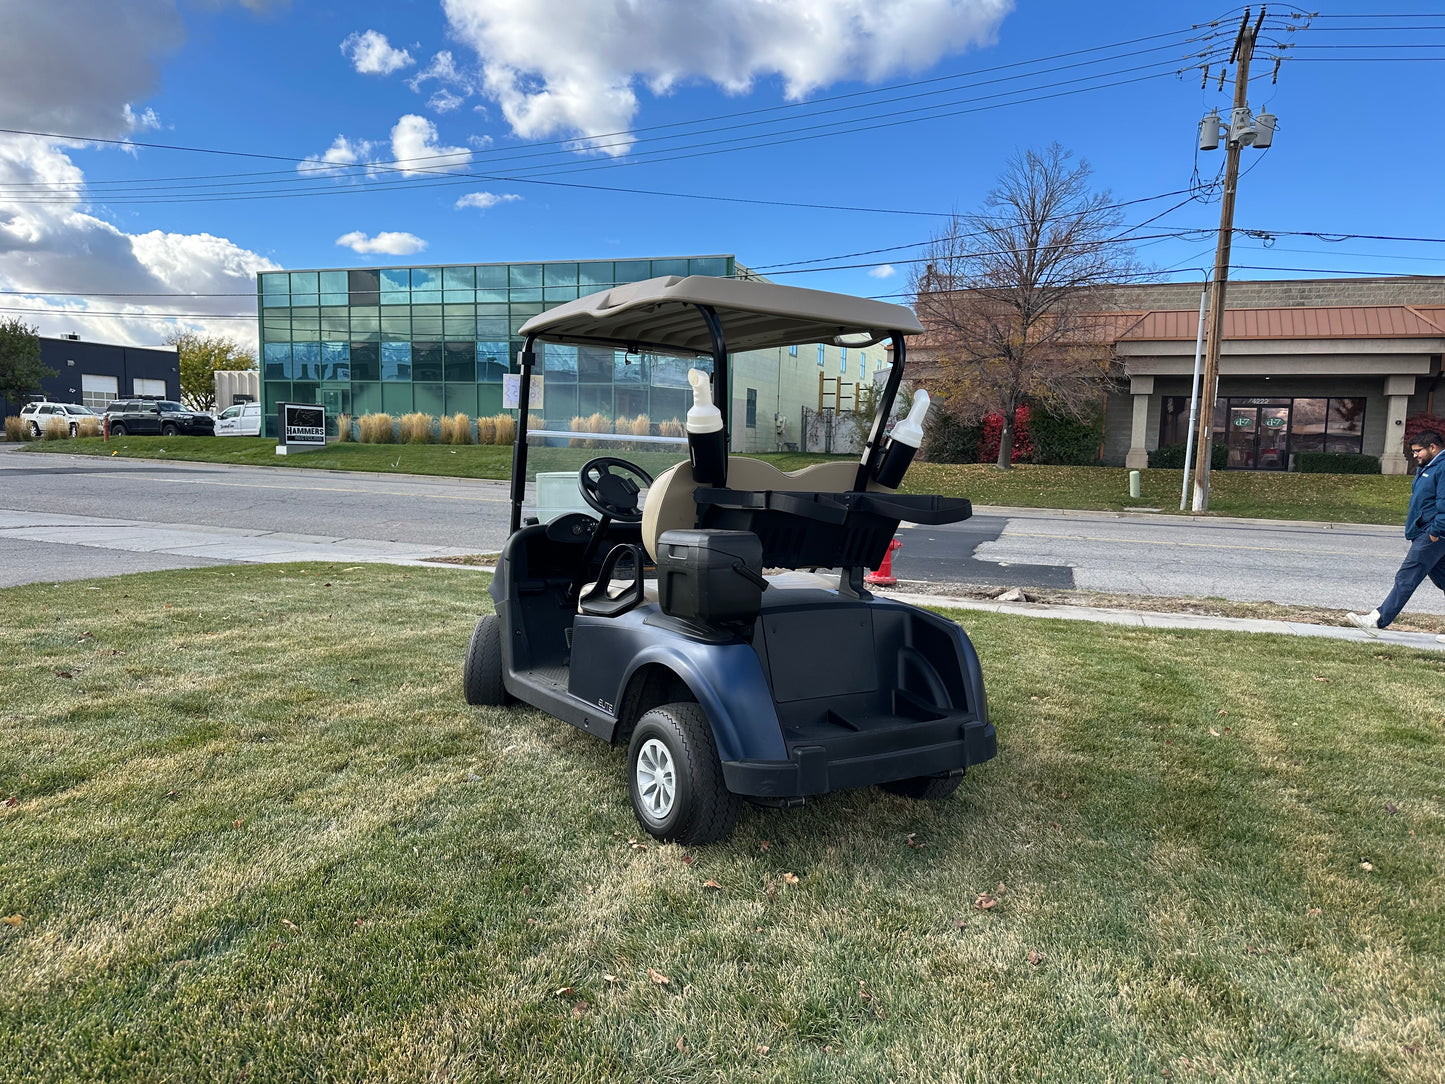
top-left (1405, 412), bottom-right (1445, 446)
top-left (979, 405), bottom-right (1034, 464)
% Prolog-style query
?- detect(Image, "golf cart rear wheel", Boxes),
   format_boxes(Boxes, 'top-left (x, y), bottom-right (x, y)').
top-left (463, 614), bottom-right (512, 706)
top-left (879, 774), bottom-right (963, 801)
top-left (627, 702), bottom-right (740, 845)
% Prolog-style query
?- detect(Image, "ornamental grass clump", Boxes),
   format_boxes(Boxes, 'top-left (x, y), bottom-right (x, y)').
top-left (475, 415), bottom-right (496, 446)
top-left (357, 413), bottom-right (395, 443)
top-left (399, 412), bottom-right (434, 444)
top-left (658, 418), bottom-right (684, 439)
top-left (75, 417), bottom-right (101, 438)
top-left (3, 416), bottom-right (26, 442)
top-left (335, 412), bottom-right (353, 442)
top-left (42, 418), bottom-right (68, 440)
top-left (442, 413), bottom-right (474, 445)
top-left (494, 413), bottom-right (516, 446)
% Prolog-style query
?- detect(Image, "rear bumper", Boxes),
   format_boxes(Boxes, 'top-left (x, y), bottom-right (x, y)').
top-left (720, 716), bottom-right (996, 798)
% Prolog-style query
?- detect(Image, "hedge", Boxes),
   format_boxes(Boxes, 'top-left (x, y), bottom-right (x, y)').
top-left (1028, 408), bottom-right (1103, 466)
top-left (1296, 451), bottom-right (1380, 475)
top-left (1148, 442), bottom-right (1226, 470)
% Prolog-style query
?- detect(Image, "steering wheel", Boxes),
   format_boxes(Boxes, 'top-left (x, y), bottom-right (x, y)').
top-left (578, 457), bottom-right (654, 523)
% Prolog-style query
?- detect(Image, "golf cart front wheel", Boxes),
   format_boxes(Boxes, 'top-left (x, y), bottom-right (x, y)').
top-left (627, 702), bottom-right (740, 845)
top-left (879, 774), bottom-right (963, 801)
top-left (463, 614), bottom-right (512, 706)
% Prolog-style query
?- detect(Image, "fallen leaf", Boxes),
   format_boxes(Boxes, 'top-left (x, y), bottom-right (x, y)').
top-left (680, 854), bottom-right (695, 866)
top-left (4, 797), bottom-right (17, 808)
top-left (1209, 727), bottom-right (1221, 737)
top-left (1217, 709), bottom-right (1229, 716)
top-left (675, 1036), bottom-right (686, 1052)
top-left (233, 817), bottom-right (244, 829)
top-left (1312, 676), bottom-right (1331, 683)
top-left (1385, 802), bottom-right (1399, 815)
top-left (280, 918), bottom-right (299, 930)
top-left (2, 914), bottom-right (22, 926)
top-left (603, 974), bottom-right (620, 984)
top-left (554, 986), bottom-right (576, 997)
top-left (54, 670), bottom-right (72, 679)
top-left (756, 1044), bottom-right (770, 1055)
top-left (783, 872), bottom-right (799, 885)
top-left (1027, 950), bottom-right (1046, 965)
top-left (906, 833), bottom-right (923, 849)
top-left (572, 1000), bottom-right (590, 1017)
top-left (1360, 861), bottom-right (1374, 871)
top-left (647, 968), bottom-right (670, 986)
top-left (1246, 945), bottom-right (1267, 956)
top-left (348, 677), bottom-right (360, 684)
top-left (354, 918), bottom-right (365, 928)
top-left (1307, 907), bottom-right (1322, 917)
top-left (974, 892), bottom-right (998, 911)
top-left (758, 841), bottom-right (772, 852)
top-left (702, 879), bottom-right (722, 890)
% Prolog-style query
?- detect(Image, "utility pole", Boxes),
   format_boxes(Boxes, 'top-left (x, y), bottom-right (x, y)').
top-left (1190, 8), bottom-right (1272, 512)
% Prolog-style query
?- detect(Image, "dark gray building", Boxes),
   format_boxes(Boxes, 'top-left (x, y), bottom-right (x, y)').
top-left (0, 335), bottom-right (179, 417)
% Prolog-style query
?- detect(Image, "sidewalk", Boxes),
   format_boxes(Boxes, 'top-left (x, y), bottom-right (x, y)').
top-left (881, 588), bottom-right (1445, 652)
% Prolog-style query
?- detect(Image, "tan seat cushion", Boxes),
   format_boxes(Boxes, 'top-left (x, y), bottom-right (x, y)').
top-left (641, 457), bottom-right (882, 561)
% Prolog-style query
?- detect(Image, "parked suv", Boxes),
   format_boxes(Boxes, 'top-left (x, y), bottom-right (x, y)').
top-left (18, 401), bottom-right (99, 437)
top-left (104, 399), bottom-right (215, 437)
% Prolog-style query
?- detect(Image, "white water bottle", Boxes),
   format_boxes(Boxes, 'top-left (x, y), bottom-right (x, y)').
top-left (873, 388), bottom-right (930, 488)
top-left (686, 368), bottom-right (727, 485)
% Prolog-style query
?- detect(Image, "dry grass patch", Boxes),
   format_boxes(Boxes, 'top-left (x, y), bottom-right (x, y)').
top-left (3, 415), bottom-right (29, 441)
top-left (442, 412), bottom-right (474, 445)
top-left (399, 412), bottom-right (434, 444)
top-left (1, 564), bottom-right (1442, 1081)
top-left (357, 412), bottom-right (395, 443)
top-left (335, 412), bottom-right (353, 442)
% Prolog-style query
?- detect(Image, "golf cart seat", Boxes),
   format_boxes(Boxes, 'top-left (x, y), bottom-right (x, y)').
top-left (641, 457), bottom-right (874, 563)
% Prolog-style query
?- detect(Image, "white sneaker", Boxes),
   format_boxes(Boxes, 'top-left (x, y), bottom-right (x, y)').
top-left (1345, 610), bottom-right (1381, 635)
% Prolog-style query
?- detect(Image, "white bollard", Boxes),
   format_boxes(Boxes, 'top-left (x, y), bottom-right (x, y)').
top-left (1128, 470), bottom-right (1141, 499)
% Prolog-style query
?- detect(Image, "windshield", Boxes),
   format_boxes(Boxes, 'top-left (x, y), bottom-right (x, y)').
top-left (521, 343), bottom-right (703, 490)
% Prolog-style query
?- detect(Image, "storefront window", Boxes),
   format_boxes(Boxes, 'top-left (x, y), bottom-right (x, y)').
top-left (1289, 398), bottom-right (1327, 455)
top-left (1326, 398), bottom-right (1365, 453)
top-left (1158, 396), bottom-right (1190, 447)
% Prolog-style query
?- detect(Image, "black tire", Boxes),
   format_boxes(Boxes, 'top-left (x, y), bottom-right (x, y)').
top-left (69, 423), bottom-right (78, 438)
top-left (27, 422), bottom-right (39, 438)
top-left (463, 614), bottom-right (511, 706)
top-left (627, 702), bottom-right (741, 845)
top-left (879, 774), bottom-right (963, 801)
top-left (110, 423), bottom-right (126, 437)
top-left (162, 423), bottom-right (178, 437)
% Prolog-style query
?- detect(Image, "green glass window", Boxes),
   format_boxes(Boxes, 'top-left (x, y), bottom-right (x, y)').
top-left (414, 383), bottom-right (444, 417)
top-left (380, 268), bottom-right (410, 305)
top-left (381, 342), bottom-right (412, 382)
top-left (445, 341), bottom-right (476, 383)
top-left (689, 257), bottom-right (728, 277)
top-left (293, 342), bottom-right (321, 381)
top-left (349, 343), bottom-right (380, 382)
top-left (443, 265), bottom-right (474, 303)
top-left (579, 262), bottom-right (614, 290)
top-left (381, 306), bottom-right (411, 340)
top-left (321, 342), bottom-right (350, 380)
top-left (350, 381), bottom-right (382, 416)
top-left (651, 258), bottom-right (688, 278)
top-left (544, 263), bottom-right (578, 287)
top-left (349, 307), bottom-right (380, 339)
top-left (510, 263), bottom-right (542, 288)
top-left (290, 308), bottom-right (320, 341)
top-left (411, 267), bottom-right (442, 304)
top-left (411, 305), bottom-right (443, 339)
top-left (261, 274), bottom-right (289, 307)
top-left (614, 261), bottom-right (650, 284)
top-left (477, 316), bottom-right (508, 339)
top-left (348, 269), bottom-right (379, 305)
top-left (541, 343), bottom-right (577, 382)
top-left (319, 270), bottom-right (349, 306)
top-left (412, 342), bottom-right (444, 382)
top-left (263, 343), bottom-right (289, 379)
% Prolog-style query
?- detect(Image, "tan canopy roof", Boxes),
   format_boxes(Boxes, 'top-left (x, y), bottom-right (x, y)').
top-left (517, 275), bottom-right (922, 354)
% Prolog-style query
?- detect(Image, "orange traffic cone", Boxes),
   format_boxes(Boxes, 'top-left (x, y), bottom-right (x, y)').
top-left (865, 536), bottom-right (902, 586)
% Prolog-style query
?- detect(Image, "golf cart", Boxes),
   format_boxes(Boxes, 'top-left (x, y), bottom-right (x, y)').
top-left (464, 275), bottom-right (994, 844)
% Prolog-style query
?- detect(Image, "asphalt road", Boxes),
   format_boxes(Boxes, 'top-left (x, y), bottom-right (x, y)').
top-left (1, 445), bottom-right (1438, 618)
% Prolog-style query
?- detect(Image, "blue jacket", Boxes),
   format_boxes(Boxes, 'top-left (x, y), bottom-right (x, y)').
top-left (1405, 454), bottom-right (1445, 540)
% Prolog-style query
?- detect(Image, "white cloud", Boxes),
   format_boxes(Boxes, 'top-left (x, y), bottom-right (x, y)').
top-left (123, 104), bottom-right (162, 131)
top-left (868, 264), bottom-right (897, 279)
top-left (390, 114), bottom-right (471, 175)
top-left (440, 0), bottom-right (1012, 154)
top-left (336, 230), bottom-right (428, 256)
top-left (455, 192), bottom-right (522, 211)
top-left (408, 51), bottom-right (465, 93)
top-left (428, 89), bottom-right (465, 113)
top-left (298, 135), bottom-right (376, 176)
top-left (341, 30), bottom-right (415, 76)
top-left (0, 0), bottom-right (279, 350)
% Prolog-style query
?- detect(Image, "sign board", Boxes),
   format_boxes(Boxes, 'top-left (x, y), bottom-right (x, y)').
top-left (502, 373), bottom-right (544, 410)
top-left (276, 402), bottom-right (327, 455)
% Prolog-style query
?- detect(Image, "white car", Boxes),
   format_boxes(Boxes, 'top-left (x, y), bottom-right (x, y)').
top-left (215, 401), bottom-right (262, 436)
top-left (18, 401), bottom-right (99, 437)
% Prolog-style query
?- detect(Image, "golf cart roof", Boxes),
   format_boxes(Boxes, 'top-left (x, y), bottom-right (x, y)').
top-left (517, 275), bottom-right (923, 355)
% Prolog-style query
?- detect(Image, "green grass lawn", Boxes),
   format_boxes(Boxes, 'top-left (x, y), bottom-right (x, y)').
top-left (3, 565), bottom-right (1441, 1082)
top-left (18, 436), bottom-right (1410, 524)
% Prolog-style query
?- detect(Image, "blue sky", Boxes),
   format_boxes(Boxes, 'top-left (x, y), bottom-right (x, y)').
top-left (1, 0), bottom-right (1441, 348)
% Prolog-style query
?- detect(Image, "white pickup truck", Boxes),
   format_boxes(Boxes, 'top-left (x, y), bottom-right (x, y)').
top-left (215, 401), bottom-right (262, 436)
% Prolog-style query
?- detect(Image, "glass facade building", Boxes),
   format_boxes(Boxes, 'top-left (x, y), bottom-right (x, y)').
top-left (256, 255), bottom-right (736, 436)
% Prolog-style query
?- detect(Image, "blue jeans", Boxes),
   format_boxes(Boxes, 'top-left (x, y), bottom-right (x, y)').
top-left (1378, 534), bottom-right (1445, 627)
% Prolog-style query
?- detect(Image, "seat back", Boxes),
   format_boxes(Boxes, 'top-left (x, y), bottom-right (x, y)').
top-left (641, 457), bottom-right (874, 561)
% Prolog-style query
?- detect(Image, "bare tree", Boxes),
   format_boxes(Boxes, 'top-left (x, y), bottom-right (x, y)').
top-left (913, 144), bottom-right (1139, 467)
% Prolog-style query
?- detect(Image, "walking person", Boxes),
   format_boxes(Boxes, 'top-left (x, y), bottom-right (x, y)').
top-left (1346, 430), bottom-right (1445, 641)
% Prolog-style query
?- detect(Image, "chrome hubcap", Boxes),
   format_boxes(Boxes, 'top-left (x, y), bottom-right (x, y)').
top-left (636, 738), bottom-right (676, 821)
